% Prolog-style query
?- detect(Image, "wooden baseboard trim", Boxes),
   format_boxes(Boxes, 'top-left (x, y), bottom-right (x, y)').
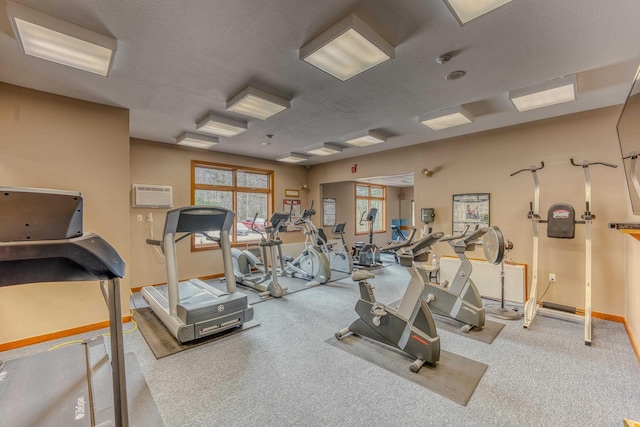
top-left (0, 315), bottom-right (132, 352)
top-left (624, 318), bottom-right (640, 364)
top-left (130, 272), bottom-right (225, 293)
top-left (592, 311), bottom-right (625, 323)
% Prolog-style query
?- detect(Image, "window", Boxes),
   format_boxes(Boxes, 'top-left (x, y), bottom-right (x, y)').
top-left (355, 184), bottom-right (385, 234)
top-left (192, 160), bottom-right (273, 249)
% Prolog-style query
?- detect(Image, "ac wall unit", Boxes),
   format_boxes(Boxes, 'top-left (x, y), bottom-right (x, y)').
top-left (132, 184), bottom-right (173, 208)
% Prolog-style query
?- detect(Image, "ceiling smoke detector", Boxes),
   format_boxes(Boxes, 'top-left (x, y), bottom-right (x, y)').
top-left (445, 70), bottom-right (466, 80)
top-left (436, 53), bottom-right (452, 64)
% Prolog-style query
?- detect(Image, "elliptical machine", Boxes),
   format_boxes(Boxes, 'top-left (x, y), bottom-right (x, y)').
top-left (282, 204), bottom-right (331, 284)
top-left (352, 208), bottom-right (381, 267)
top-left (421, 226), bottom-right (505, 332)
top-left (231, 212), bottom-right (290, 298)
top-left (336, 231), bottom-right (444, 373)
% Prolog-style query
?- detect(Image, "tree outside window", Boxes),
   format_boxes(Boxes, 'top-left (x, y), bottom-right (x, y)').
top-left (192, 160), bottom-right (273, 249)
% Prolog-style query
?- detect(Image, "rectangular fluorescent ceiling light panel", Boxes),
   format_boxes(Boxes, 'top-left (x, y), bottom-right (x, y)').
top-left (276, 153), bottom-right (309, 163)
top-left (509, 75), bottom-right (577, 112)
top-left (345, 130), bottom-right (386, 147)
top-left (300, 13), bottom-right (394, 81)
top-left (420, 105), bottom-right (474, 130)
top-left (176, 132), bottom-right (219, 149)
top-left (226, 87), bottom-right (290, 120)
top-left (196, 114), bottom-right (247, 137)
top-left (444, 0), bottom-right (513, 25)
top-left (305, 142), bottom-right (343, 156)
top-left (7, 1), bottom-right (116, 76)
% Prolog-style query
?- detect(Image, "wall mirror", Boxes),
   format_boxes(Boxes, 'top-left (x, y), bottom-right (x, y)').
top-left (616, 65), bottom-right (640, 214)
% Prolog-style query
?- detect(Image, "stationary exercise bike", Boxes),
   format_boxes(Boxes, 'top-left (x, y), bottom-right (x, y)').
top-left (282, 204), bottom-right (331, 284)
top-left (420, 225), bottom-right (505, 332)
top-left (352, 208), bottom-right (381, 267)
top-left (382, 227), bottom-right (417, 263)
top-left (336, 231), bottom-right (444, 373)
top-left (316, 222), bottom-right (354, 274)
top-left (231, 212), bottom-right (290, 298)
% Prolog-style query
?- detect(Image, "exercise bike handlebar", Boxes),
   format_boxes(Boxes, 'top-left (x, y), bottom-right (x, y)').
top-left (569, 158), bottom-right (617, 168)
top-left (438, 225), bottom-right (470, 242)
top-left (463, 227), bottom-right (488, 244)
top-left (510, 161), bottom-right (545, 176)
top-left (379, 227), bottom-right (417, 252)
top-left (411, 231), bottom-right (445, 254)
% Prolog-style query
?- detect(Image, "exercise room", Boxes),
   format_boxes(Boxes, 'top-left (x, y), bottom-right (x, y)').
top-left (1, 1), bottom-right (639, 426)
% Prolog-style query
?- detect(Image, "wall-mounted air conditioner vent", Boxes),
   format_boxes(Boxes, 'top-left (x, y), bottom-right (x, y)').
top-left (132, 184), bottom-right (173, 208)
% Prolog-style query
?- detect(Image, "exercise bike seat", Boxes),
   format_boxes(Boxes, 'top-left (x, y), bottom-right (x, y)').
top-left (351, 270), bottom-right (375, 282)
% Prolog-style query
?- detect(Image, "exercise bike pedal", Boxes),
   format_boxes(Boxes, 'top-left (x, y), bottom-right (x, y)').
top-left (370, 304), bottom-right (388, 316)
top-left (370, 304), bottom-right (388, 326)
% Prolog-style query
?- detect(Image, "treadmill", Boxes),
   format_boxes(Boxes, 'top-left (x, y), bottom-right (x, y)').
top-left (141, 206), bottom-right (254, 344)
top-left (0, 187), bottom-right (130, 426)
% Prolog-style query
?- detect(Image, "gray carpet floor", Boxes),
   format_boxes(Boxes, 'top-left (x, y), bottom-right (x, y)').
top-left (2, 259), bottom-right (640, 426)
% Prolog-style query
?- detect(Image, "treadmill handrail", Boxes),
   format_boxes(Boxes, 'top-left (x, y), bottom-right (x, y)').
top-left (0, 232), bottom-right (126, 286)
top-left (0, 186), bottom-right (129, 426)
top-left (164, 206), bottom-right (235, 235)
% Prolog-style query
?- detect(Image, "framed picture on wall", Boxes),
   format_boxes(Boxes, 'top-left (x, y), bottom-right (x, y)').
top-left (323, 198), bottom-right (336, 227)
top-left (283, 199), bottom-right (301, 220)
top-left (452, 193), bottom-right (490, 235)
top-left (285, 189), bottom-right (299, 197)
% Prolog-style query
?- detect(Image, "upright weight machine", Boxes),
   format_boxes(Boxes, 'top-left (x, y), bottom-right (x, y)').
top-left (512, 158), bottom-right (616, 345)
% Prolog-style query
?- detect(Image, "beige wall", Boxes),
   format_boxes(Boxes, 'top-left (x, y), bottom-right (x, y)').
top-left (129, 138), bottom-right (308, 288)
top-left (0, 83), bottom-right (130, 344)
top-left (320, 181), bottom-right (354, 240)
top-left (1, 82), bottom-right (637, 352)
top-left (310, 106), bottom-right (629, 317)
top-left (320, 181), bottom-right (402, 249)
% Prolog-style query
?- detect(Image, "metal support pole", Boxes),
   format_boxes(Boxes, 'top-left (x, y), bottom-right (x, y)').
top-left (583, 165), bottom-right (593, 346)
top-left (105, 278), bottom-right (129, 427)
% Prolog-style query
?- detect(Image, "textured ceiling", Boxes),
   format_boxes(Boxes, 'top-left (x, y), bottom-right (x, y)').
top-left (1, 0), bottom-right (639, 167)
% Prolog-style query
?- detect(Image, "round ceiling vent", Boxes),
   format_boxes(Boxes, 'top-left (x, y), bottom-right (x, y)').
top-left (445, 70), bottom-right (466, 80)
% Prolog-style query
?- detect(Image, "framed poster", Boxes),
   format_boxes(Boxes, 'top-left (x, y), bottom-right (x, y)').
top-left (283, 199), bottom-right (302, 231)
top-left (285, 189), bottom-right (299, 197)
top-left (452, 193), bottom-right (490, 235)
top-left (323, 198), bottom-right (336, 227)
top-left (283, 199), bottom-right (301, 220)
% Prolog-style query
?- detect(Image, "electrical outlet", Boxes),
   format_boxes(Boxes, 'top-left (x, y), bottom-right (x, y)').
top-left (549, 273), bottom-right (556, 282)
top-left (136, 214), bottom-right (143, 222)
top-left (147, 212), bottom-right (153, 222)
